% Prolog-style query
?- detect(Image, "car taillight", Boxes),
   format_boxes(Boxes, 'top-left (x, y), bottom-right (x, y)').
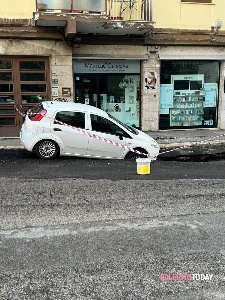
top-left (31, 109), bottom-right (47, 121)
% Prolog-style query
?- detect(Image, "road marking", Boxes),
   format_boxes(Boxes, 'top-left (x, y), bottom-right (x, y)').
top-left (0, 219), bottom-right (202, 239)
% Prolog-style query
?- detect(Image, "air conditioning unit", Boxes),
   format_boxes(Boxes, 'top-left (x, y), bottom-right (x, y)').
top-left (73, 0), bottom-right (106, 13)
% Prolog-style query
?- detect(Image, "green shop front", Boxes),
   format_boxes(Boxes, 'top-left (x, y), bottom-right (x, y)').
top-left (159, 60), bottom-right (219, 130)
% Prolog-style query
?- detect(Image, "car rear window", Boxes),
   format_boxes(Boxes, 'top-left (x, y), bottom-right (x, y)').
top-left (28, 104), bottom-right (44, 120)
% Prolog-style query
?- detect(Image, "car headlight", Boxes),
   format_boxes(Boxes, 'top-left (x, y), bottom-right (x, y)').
top-left (151, 140), bottom-right (160, 148)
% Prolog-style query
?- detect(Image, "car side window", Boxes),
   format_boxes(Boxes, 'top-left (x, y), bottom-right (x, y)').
top-left (55, 111), bottom-right (85, 128)
top-left (90, 114), bottom-right (130, 137)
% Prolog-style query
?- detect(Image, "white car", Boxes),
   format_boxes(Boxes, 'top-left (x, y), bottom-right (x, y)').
top-left (20, 101), bottom-right (160, 160)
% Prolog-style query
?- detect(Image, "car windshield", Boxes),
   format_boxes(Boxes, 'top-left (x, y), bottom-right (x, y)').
top-left (108, 114), bottom-right (138, 135)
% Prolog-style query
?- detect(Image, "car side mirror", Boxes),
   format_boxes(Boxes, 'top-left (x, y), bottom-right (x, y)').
top-left (115, 130), bottom-right (124, 140)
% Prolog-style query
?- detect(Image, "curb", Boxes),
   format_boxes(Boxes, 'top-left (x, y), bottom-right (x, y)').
top-left (159, 140), bottom-right (225, 149)
top-left (1, 141), bottom-right (225, 151)
top-left (0, 146), bottom-right (24, 150)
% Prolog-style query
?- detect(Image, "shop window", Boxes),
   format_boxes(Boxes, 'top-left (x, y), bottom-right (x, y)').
top-left (75, 74), bottom-right (140, 128)
top-left (160, 61), bottom-right (219, 129)
top-left (101, 75), bottom-right (140, 128)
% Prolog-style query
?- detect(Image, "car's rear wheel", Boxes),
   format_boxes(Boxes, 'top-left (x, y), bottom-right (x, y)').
top-left (35, 140), bottom-right (59, 159)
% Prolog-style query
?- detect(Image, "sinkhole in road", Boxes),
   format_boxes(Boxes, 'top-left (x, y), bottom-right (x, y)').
top-left (158, 151), bottom-right (225, 162)
top-left (1, 148), bottom-right (225, 163)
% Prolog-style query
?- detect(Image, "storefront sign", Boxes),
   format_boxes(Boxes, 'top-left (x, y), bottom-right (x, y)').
top-left (74, 60), bottom-right (140, 74)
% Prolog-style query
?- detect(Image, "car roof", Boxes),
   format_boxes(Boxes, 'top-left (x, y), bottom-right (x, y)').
top-left (42, 101), bottom-right (108, 116)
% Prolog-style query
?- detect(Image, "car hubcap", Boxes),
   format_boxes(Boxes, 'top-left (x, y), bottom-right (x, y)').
top-left (39, 141), bottom-right (56, 158)
top-left (130, 155), bottom-right (138, 160)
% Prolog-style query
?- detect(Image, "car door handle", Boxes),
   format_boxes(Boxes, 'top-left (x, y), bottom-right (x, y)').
top-left (53, 128), bottom-right (62, 131)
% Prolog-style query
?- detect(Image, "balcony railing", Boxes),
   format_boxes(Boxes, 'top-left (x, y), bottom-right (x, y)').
top-left (36, 0), bottom-right (152, 21)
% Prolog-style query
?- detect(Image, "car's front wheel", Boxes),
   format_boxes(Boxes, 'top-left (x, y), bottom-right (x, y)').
top-left (35, 140), bottom-right (59, 159)
top-left (125, 150), bottom-right (147, 160)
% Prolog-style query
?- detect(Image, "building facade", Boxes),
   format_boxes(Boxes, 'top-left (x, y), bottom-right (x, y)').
top-left (0, 0), bottom-right (225, 136)
top-left (151, 0), bottom-right (225, 131)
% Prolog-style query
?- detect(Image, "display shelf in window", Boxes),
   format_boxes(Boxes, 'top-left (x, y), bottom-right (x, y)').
top-left (170, 93), bottom-right (204, 127)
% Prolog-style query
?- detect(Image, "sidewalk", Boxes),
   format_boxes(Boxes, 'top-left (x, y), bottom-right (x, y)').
top-left (148, 128), bottom-right (225, 158)
top-left (1, 128), bottom-right (225, 157)
top-left (147, 128), bottom-right (225, 148)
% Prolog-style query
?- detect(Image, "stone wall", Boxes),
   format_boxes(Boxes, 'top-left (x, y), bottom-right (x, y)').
top-left (218, 61), bottom-right (225, 129)
top-left (141, 54), bottom-right (160, 131)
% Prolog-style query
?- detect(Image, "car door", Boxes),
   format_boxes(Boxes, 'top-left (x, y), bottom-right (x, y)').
top-left (51, 110), bottom-right (88, 156)
top-left (86, 113), bottom-right (131, 158)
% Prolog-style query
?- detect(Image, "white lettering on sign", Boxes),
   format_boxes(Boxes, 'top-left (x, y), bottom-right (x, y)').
top-left (84, 62), bottom-right (129, 70)
top-left (74, 60), bottom-right (140, 74)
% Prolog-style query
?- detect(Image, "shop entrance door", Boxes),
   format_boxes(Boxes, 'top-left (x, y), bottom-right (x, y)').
top-left (0, 57), bottom-right (50, 137)
top-left (75, 75), bottom-right (99, 107)
top-left (75, 74), bottom-right (141, 128)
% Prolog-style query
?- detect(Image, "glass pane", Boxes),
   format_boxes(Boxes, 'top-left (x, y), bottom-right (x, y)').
top-left (0, 73), bottom-right (12, 81)
top-left (0, 96), bottom-right (14, 104)
top-left (103, 75), bottom-right (140, 127)
top-left (22, 95), bottom-right (47, 104)
top-left (20, 73), bottom-right (46, 81)
top-left (55, 111), bottom-right (85, 128)
top-left (20, 61), bottom-right (45, 70)
top-left (21, 84), bottom-right (46, 93)
top-left (91, 114), bottom-right (121, 134)
top-left (0, 84), bottom-right (13, 92)
top-left (0, 117), bottom-right (15, 125)
top-left (38, 0), bottom-right (71, 10)
top-left (0, 106), bottom-right (15, 114)
top-left (73, 0), bottom-right (105, 11)
top-left (160, 60), bottom-right (219, 129)
top-left (0, 61), bottom-right (12, 69)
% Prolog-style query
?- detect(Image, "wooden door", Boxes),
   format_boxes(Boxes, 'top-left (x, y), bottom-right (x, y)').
top-left (0, 57), bottom-right (51, 137)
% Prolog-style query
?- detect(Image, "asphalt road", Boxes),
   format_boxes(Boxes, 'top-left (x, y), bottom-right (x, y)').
top-left (1, 148), bottom-right (225, 180)
top-left (0, 149), bottom-right (225, 299)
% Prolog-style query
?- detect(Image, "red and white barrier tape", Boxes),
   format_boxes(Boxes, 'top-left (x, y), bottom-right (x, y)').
top-left (15, 104), bottom-right (225, 158)
top-left (14, 105), bottom-right (157, 159)
top-left (159, 134), bottom-right (225, 156)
